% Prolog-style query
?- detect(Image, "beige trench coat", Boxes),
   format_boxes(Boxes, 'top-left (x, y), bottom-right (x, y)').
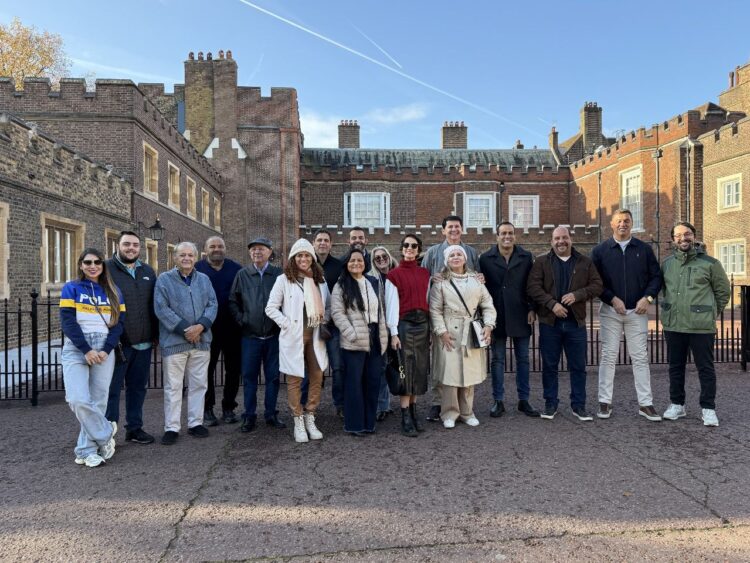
top-left (429, 275), bottom-right (497, 388)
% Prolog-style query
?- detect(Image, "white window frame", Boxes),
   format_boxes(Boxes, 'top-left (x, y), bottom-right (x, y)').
top-left (620, 166), bottom-right (643, 231)
top-left (167, 162), bottom-right (181, 209)
top-left (344, 192), bottom-right (390, 228)
top-left (201, 189), bottom-right (210, 225)
top-left (40, 213), bottom-right (85, 295)
top-left (214, 196), bottom-right (221, 231)
top-left (186, 177), bottom-right (197, 219)
top-left (143, 141), bottom-right (159, 200)
top-left (508, 195), bottom-right (540, 229)
top-left (717, 173), bottom-right (742, 213)
top-left (715, 238), bottom-right (746, 276)
top-left (464, 193), bottom-right (496, 229)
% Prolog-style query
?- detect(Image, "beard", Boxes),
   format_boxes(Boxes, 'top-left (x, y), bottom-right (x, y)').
top-left (118, 252), bottom-right (138, 264)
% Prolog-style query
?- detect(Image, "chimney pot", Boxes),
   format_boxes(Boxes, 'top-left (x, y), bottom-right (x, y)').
top-left (227, 50), bottom-right (233, 59)
top-left (198, 51), bottom-right (204, 60)
top-left (207, 52), bottom-right (213, 60)
top-left (218, 50), bottom-right (224, 59)
top-left (188, 51), bottom-right (194, 60)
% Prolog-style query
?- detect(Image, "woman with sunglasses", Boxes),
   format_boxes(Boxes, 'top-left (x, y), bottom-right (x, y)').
top-left (386, 234), bottom-right (431, 436)
top-left (60, 248), bottom-right (126, 467)
top-left (266, 238), bottom-right (329, 443)
top-left (331, 249), bottom-right (388, 436)
top-left (368, 246), bottom-right (399, 421)
top-left (429, 245), bottom-right (496, 429)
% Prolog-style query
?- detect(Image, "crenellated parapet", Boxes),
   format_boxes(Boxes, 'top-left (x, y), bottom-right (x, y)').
top-left (0, 76), bottom-right (222, 186)
top-left (0, 112), bottom-right (131, 218)
top-left (699, 114), bottom-right (750, 165)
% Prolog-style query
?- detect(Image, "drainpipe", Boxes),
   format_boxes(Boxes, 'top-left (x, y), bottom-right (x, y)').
top-left (597, 171), bottom-right (602, 243)
top-left (684, 138), bottom-right (697, 227)
top-left (652, 148), bottom-right (663, 262)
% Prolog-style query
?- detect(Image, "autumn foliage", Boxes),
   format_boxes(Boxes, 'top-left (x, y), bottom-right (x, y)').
top-left (0, 17), bottom-right (70, 89)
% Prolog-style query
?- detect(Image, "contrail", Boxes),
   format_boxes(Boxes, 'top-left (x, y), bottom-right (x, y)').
top-left (351, 23), bottom-right (402, 69)
top-left (246, 52), bottom-right (265, 83)
top-left (237, 0), bottom-right (546, 139)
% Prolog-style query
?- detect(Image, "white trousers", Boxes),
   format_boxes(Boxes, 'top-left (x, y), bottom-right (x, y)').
top-left (163, 349), bottom-right (210, 432)
top-left (597, 304), bottom-right (653, 406)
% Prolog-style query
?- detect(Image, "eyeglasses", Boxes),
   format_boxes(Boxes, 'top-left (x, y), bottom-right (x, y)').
top-left (82, 259), bottom-right (103, 266)
top-left (402, 243), bottom-right (419, 250)
top-left (374, 255), bottom-right (389, 262)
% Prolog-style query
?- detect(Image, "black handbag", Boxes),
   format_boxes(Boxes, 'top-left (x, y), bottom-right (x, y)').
top-left (448, 280), bottom-right (489, 349)
top-left (385, 347), bottom-right (407, 396)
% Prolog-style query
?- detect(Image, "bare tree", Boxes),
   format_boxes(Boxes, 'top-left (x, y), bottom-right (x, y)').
top-left (0, 17), bottom-right (70, 89)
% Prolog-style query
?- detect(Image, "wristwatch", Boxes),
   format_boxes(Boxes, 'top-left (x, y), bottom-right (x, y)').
top-left (646, 296), bottom-right (654, 304)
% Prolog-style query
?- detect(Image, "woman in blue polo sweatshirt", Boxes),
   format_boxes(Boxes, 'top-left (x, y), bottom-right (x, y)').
top-left (60, 248), bottom-right (126, 468)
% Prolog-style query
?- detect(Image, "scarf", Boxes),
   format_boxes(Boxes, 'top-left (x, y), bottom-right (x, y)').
top-left (302, 276), bottom-right (325, 328)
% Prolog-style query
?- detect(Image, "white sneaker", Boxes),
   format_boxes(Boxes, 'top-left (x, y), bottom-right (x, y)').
top-left (80, 453), bottom-right (105, 468)
top-left (111, 421), bottom-right (118, 438)
top-left (663, 404), bottom-right (686, 420)
top-left (100, 436), bottom-right (116, 460)
top-left (463, 416), bottom-right (480, 427)
top-left (303, 413), bottom-right (323, 440)
top-left (443, 419), bottom-right (456, 429)
top-left (702, 409), bottom-right (719, 427)
top-left (293, 416), bottom-right (309, 443)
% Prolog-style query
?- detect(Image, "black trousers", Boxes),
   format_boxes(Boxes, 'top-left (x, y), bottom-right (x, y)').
top-left (664, 330), bottom-right (716, 409)
top-left (204, 317), bottom-right (242, 412)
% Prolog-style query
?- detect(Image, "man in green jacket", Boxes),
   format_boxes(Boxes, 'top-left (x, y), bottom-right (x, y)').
top-left (661, 222), bottom-right (730, 427)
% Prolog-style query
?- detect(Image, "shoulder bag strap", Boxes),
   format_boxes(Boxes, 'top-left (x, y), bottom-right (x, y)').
top-left (448, 279), bottom-right (479, 319)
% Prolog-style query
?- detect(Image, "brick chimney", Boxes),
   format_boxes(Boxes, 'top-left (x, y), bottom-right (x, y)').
top-left (338, 120), bottom-right (360, 149)
top-left (514, 139), bottom-right (524, 149)
top-left (441, 121), bottom-right (467, 149)
top-left (580, 101), bottom-right (605, 153)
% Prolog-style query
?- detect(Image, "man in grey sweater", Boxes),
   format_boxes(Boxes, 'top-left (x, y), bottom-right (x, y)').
top-left (154, 242), bottom-right (218, 445)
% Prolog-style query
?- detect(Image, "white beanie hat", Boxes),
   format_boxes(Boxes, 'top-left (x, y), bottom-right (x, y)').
top-left (443, 244), bottom-right (468, 267)
top-left (288, 238), bottom-right (316, 260)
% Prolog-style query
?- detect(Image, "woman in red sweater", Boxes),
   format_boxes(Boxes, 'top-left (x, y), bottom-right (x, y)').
top-left (386, 234), bottom-right (431, 436)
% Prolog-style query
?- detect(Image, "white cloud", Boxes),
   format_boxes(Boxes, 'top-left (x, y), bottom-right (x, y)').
top-left (300, 110), bottom-right (340, 147)
top-left (364, 102), bottom-right (428, 125)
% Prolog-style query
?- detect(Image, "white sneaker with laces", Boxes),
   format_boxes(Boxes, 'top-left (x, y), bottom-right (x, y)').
top-left (702, 409), bottom-right (719, 427)
top-left (464, 416), bottom-right (480, 427)
top-left (443, 419), bottom-right (456, 429)
top-left (82, 453), bottom-right (105, 468)
top-left (303, 413), bottom-right (323, 440)
top-left (293, 415), bottom-right (309, 443)
top-left (663, 404), bottom-right (686, 420)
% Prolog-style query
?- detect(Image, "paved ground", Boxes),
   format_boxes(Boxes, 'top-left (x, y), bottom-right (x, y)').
top-left (2, 364), bottom-right (750, 562)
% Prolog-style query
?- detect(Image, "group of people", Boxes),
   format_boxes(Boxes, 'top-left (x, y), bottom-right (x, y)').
top-left (60, 209), bottom-right (730, 467)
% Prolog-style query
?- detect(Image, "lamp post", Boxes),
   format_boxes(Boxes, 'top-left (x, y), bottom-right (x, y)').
top-left (136, 214), bottom-right (165, 241)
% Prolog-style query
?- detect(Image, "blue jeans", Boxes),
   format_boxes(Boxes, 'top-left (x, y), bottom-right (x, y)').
top-left (341, 325), bottom-right (383, 433)
top-left (301, 325), bottom-right (343, 407)
top-left (490, 335), bottom-right (531, 402)
top-left (62, 334), bottom-right (116, 458)
top-left (539, 319), bottom-right (587, 410)
top-left (106, 345), bottom-right (152, 431)
top-left (241, 336), bottom-right (281, 421)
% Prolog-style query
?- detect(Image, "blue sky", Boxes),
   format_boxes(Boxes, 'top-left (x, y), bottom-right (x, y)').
top-left (3, 0), bottom-right (749, 149)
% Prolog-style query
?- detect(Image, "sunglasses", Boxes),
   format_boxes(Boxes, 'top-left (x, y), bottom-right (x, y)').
top-left (81, 259), bottom-right (103, 266)
top-left (402, 243), bottom-right (419, 250)
top-left (374, 255), bottom-right (389, 262)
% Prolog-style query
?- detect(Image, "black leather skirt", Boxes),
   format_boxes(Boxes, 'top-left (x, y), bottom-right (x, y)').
top-left (397, 310), bottom-right (430, 396)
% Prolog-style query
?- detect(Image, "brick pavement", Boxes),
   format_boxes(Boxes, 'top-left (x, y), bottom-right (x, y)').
top-left (1, 364), bottom-right (749, 561)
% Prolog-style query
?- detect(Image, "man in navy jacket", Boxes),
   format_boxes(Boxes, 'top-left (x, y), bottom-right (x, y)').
top-left (591, 209), bottom-right (662, 421)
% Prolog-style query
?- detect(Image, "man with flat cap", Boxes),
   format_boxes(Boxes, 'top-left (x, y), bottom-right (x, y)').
top-left (229, 237), bottom-right (286, 432)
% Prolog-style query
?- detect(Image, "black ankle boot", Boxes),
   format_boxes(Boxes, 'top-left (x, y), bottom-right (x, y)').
top-left (400, 408), bottom-right (418, 437)
top-left (409, 403), bottom-right (425, 432)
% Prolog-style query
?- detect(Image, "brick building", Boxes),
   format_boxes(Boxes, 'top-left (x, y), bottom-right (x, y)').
top-left (0, 75), bottom-right (224, 275)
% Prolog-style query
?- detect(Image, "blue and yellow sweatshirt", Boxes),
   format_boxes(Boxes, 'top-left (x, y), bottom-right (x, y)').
top-left (59, 279), bottom-right (126, 354)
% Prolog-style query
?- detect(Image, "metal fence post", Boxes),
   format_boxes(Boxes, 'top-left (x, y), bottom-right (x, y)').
top-left (30, 290), bottom-right (39, 406)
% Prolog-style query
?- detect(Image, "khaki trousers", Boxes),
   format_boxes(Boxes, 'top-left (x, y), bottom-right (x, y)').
top-left (441, 384), bottom-right (475, 422)
top-left (287, 328), bottom-right (324, 417)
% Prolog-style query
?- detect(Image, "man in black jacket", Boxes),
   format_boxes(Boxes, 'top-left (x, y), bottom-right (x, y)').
top-left (479, 222), bottom-right (540, 418)
top-left (591, 209), bottom-right (662, 421)
top-left (105, 231), bottom-right (158, 444)
top-left (228, 237), bottom-right (285, 432)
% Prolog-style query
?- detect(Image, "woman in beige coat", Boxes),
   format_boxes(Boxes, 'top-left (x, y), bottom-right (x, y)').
top-left (430, 245), bottom-right (496, 428)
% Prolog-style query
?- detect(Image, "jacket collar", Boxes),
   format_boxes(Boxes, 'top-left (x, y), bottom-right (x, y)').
top-left (607, 236), bottom-right (643, 249)
top-left (487, 244), bottom-right (530, 266)
top-left (546, 246), bottom-right (582, 260)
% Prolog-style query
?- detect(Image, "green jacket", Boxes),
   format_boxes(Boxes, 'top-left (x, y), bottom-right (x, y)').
top-left (660, 245), bottom-right (730, 334)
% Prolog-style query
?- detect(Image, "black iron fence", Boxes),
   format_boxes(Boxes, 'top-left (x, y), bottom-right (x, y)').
top-left (1, 283), bottom-right (747, 405)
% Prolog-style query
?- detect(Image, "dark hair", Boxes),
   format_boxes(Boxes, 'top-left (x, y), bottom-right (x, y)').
top-left (400, 233), bottom-right (423, 254)
top-left (442, 215), bottom-right (463, 229)
top-left (338, 249), bottom-right (367, 312)
top-left (77, 247), bottom-right (121, 327)
top-left (496, 221), bottom-right (515, 234)
top-left (117, 230), bottom-right (140, 244)
top-left (349, 226), bottom-right (366, 236)
top-left (671, 221), bottom-right (696, 239)
top-left (313, 228), bottom-right (332, 241)
top-left (284, 253), bottom-right (325, 284)
top-left (612, 209), bottom-right (633, 219)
